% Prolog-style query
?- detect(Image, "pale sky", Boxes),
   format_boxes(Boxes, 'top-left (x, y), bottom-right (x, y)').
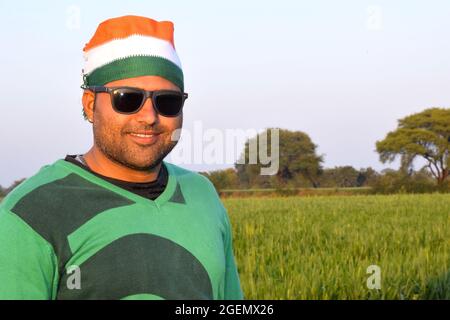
top-left (1, 0), bottom-right (449, 187)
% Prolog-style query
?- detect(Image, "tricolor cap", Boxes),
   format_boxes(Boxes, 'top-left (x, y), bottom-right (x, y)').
top-left (82, 15), bottom-right (184, 91)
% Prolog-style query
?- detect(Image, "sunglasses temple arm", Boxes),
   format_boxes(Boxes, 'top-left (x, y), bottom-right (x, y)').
top-left (82, 86), bottom-right (111, 94)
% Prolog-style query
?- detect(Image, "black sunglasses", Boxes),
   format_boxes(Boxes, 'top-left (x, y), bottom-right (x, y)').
top-left (83, 86), bottom-right (188, 117)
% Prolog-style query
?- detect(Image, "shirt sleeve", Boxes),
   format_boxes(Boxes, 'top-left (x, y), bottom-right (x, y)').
top-left (222, 206), bottom-right (244, 300)
top-left (0, 208), bottom-right (58, 299)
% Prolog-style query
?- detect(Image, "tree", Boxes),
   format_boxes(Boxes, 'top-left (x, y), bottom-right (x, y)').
top-left (356, 167), bottom-right (379, 187)
top-left (376, 108), bottom-right (450, 186)
top-left (235, 128), bottom-right (324, 188)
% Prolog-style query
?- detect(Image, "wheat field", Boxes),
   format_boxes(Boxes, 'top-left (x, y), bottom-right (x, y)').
top-left (224, 194), bottom-right (450, 299)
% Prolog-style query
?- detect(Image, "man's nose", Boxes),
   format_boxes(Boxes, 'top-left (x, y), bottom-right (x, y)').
top-left (135, 95), bottom-right (158, 124)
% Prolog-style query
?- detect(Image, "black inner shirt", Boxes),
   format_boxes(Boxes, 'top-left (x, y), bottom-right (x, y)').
top-left (64, 154), bottom-right (168, 201)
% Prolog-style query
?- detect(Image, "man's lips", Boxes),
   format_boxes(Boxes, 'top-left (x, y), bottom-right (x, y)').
top-left (127, 131), bottom-right (161, 145)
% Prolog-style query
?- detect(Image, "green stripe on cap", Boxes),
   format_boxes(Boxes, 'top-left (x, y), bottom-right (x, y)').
top-left (85, 56), bottom-right (184, 91)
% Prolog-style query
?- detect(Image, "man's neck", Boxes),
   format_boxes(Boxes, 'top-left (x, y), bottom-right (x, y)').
top-left (83, 146), bottom-right (162, 183)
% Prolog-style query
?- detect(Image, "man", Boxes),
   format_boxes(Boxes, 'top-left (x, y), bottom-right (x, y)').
top-left (0, 15), bottom-right (244, 300)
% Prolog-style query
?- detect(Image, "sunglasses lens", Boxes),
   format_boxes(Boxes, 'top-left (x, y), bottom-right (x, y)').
top-left (155, 93), bottom-right (184, 117)
top-left (112, 89), bottom-right (144, 113)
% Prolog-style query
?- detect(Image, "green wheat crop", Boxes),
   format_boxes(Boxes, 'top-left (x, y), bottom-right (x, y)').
top-left (224, 194), bottom-right (450, 299)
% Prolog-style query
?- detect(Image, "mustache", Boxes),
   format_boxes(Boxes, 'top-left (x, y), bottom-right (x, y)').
top-left (122, 124), bottom-right (166, 134)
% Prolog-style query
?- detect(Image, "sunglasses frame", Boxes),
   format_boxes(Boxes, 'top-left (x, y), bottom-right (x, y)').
top-left (83, 85), bottom-right (188, 117)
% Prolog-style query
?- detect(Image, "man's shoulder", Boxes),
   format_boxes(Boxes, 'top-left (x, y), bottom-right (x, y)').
top-left (1, 158), bottom-right (136, 249)
top-left (164, 162), bottom-right (219, 197)
top-left (0, 159), bottom-right (73, 211)
top-left (164, 162), bottom-right (226, 222)
top-left (165, 162), bottom-right (213, 186)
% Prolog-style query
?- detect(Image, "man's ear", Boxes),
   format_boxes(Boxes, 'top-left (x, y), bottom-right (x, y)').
top-left (82, 90), bottom-right (95, 122)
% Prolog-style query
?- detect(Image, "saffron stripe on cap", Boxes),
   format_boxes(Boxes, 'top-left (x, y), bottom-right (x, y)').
top-left (84, 15), bottom-right (175, 51)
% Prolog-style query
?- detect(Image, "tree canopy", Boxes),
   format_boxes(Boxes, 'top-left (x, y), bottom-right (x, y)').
top-left (235, 128), bottom-right (324, 188)
top-left (376, 108), bottom-right (450, 185)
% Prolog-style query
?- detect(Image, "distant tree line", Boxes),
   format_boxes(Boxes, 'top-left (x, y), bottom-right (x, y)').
top-left (202, 108), bottom-right (449, 194)
top-left (202, 165), bottom-right (446, 194)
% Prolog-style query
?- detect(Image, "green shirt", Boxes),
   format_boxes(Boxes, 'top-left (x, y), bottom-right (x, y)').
top-left (0, 159), bottom-right (244, 300)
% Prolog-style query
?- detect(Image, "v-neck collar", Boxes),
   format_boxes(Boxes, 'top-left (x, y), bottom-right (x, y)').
top-left (56, 159), bottom-right (177, 208)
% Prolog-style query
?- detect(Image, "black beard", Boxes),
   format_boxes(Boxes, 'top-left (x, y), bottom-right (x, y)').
top-left (98, 136), bottom-right (178, 172)
top-left (92, 120), bottom-right (180, 172)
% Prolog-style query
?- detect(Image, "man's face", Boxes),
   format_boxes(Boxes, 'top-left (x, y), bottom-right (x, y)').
top-left (88, 75), bottom-right (183, 171)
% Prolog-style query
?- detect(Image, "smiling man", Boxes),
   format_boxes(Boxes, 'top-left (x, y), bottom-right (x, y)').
top-left (0, 15), bottom-right (244, 300)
